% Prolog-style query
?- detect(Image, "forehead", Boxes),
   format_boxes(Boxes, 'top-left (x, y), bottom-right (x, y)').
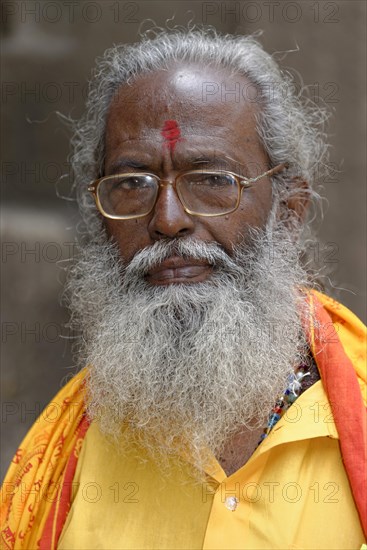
top-left (104, 63), bottom-right (266, 169)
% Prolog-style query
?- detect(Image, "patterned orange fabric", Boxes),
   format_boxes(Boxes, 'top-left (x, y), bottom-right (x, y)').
top-left (307, 290), bottom-right (367, 537)
top-left (1, 290), bottom-right (366, 547)
top-left (38, 416), bottom-right (90, 549)
top-left (0, 371), bottom-right (89, 549)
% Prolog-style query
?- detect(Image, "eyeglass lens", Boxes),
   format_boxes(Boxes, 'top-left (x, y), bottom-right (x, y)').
top-left (98, 172), bottom-right (240, 217)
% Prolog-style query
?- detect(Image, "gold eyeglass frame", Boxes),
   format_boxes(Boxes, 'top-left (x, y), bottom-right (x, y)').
top-left (87, 162), bottom-right (289, 220)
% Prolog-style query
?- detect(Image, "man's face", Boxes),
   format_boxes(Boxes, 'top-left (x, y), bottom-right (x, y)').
top-left (71, 64), bottom-right (310, 466)
top-left (103, 63), bottom-right (273, 283)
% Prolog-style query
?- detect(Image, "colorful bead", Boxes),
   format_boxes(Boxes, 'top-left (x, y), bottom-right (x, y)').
top-left (257, 364), bottom-right (310, 447)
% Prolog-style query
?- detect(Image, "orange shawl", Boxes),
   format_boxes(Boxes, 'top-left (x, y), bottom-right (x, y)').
top-left (1, 290), bottom-right (366, 548)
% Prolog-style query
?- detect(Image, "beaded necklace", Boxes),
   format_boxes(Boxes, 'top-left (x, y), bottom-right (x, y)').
top-left (258, 364), bottom-right (311, 445)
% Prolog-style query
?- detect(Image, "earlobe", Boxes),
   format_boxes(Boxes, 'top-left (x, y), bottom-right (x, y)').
top-left (278, 178), bottom-right (310, 226)
top-left (288, 179), bottom-right (310, 223)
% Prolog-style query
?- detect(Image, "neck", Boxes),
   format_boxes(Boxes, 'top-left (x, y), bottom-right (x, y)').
top-left (218, 425), bottom-right (264, 476)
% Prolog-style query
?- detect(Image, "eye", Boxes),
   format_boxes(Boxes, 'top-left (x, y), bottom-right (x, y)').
top-left (111, 175), bottom-right (154, 190)
top-left (195, 173), bottom-right (236, 187)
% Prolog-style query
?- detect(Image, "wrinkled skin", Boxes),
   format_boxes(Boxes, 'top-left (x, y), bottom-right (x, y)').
top-left (103, 63), bottom-right (275, 284)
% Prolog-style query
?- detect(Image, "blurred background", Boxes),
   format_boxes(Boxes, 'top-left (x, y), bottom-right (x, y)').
top-left (1, 0), bottom-right (366, 479)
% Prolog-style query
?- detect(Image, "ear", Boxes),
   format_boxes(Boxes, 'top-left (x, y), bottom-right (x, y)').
top-left (278, 177), bottom-right (310, 226)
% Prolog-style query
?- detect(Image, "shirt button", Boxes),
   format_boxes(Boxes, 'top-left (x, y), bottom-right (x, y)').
top-left (225, 496), bottom-right (239, 511)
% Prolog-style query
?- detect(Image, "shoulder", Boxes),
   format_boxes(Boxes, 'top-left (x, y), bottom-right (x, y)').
top-left (0, 369), bottom-right (89, 549)
top-left (2, 369), bottom-right (89, 482)
top-left (309, 289), bottom-right (366, 404)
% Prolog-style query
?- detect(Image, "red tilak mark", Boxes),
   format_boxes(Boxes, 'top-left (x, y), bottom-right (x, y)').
top-left (161, 119), bottom-right (181, 152)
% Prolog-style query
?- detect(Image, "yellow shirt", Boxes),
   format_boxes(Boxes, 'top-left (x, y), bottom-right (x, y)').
top-left (58, 380), bottom-right (365, 549)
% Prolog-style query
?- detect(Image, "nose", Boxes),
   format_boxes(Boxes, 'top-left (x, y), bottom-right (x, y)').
top-left (147, 182), bottom-right (195, 240)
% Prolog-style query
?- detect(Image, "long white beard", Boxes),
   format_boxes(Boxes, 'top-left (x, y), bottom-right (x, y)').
top-left (67, 221), bottom-right (310, 472)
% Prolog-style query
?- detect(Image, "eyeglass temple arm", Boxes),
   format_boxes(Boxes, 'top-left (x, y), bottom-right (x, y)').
top-left (240, 162), bottom-right (289, 186)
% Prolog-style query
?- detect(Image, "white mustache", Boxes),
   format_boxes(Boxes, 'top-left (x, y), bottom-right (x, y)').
top-left (122, 238), bottom-right (243, 279)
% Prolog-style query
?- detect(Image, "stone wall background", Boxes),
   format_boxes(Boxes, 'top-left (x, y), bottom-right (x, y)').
top-left (1, 0), bottom-right (366, 479)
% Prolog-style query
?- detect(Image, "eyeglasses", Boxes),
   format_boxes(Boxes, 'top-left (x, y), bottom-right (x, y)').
top-left (88, 162), bottom-right (288, 220)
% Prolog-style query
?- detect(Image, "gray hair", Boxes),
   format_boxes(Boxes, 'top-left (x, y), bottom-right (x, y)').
top-left (71, 28), bottom-right (329, 239)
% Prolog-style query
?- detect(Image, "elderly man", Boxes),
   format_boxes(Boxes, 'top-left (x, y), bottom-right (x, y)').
top-left (1, 30), bottom-right (366, 549)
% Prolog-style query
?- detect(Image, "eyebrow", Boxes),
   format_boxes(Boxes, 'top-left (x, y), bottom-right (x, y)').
top-left (107, 154), bottom-right (247, 175)
top-left (107, 158), bottom-right (149, 174)
top-left (191, 155), bottom-right (246, 171)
